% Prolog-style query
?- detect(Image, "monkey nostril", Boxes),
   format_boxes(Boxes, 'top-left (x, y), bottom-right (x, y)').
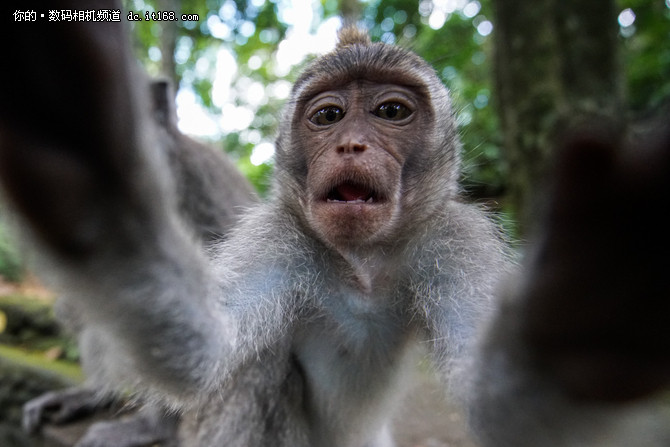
top-left (336, 143), bottom-right (367, 154)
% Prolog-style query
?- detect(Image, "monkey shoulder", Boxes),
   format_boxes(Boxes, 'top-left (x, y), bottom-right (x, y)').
top-left (399, 201), bottom-right (512, 332)
top-left (406, 200), bottom-right (511, 278)
top-left (208, 203), bottom-right (322, 288)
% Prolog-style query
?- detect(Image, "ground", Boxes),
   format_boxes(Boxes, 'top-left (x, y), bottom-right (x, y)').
top-left (393, 369), bottom-right (478, 447)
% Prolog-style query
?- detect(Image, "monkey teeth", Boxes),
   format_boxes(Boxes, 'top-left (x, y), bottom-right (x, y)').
top-left (326, 197), bottom-right (374, 204)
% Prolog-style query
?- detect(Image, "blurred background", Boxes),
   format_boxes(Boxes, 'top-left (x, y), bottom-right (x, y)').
top-left (0, 0), bottom-right (668, 445)
top-left (2, 0), bottom-right (669, 281)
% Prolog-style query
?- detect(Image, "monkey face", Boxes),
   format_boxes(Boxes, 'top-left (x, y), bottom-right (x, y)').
top-left (274, 34), bottom-right (461, 252)
top-left (297, 80), bottom-right (429, 249)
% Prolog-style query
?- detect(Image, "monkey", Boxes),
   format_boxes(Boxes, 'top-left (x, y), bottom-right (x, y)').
top-left (148, 79), bottom-right (259, 244)
top-left (20, 79), bottom-right (258, 446)
top-left (0, 17), bottom-right (506, 445)
top-left (1, 2), bottom-right (669, 446)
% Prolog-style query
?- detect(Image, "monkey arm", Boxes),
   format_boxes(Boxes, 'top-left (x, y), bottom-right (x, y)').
top-left (0, 133), bottom-right (293, 406)
top-left (0, 2), bottom-right (165, 260)
top-left (0, 2), bottom-right (294, 406)
top-left (63, 206), bottom-right (307, 403)
top-left (468, 128), bottom-right (670, 446)
top-left (413, 201), bottom-right (512, 393)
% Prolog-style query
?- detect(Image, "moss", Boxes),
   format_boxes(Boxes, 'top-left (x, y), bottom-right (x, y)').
top-left (0, 346), bottom-right (82, 436)
top-left (0, 294), bottom-right (80, 363)
top-left (0, 345), bottom-right (83, 383)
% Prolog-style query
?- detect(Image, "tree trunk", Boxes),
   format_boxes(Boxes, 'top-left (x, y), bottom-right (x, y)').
top-left (157, 0), bottom-right (179, 88)
top-left (492, 0), bottom-right (624, 232)
top-left (339, 0), bottom-right (363, 24)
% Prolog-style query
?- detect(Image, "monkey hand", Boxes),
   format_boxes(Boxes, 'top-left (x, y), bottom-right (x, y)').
top-left (0, 9), bottom-right (171, 262)
top-left (73, 405), bottom-right (179, 447)
top-left (22, 387), bottom-right (111, 434)
top-left (518, 125), bottom-right (670, 402)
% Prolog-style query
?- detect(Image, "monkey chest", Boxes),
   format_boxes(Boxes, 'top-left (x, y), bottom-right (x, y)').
top-left (292, 293), bottom-right (415, 426)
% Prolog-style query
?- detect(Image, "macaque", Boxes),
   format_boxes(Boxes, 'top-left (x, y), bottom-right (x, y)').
top-left (148, 79), bottom-right (258, 244)
top-left (0, 2), bottom-right (668, 446)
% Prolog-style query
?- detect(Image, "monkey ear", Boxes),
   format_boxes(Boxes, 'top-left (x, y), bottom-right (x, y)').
top-left (336, 26), bottom-right (371, 48)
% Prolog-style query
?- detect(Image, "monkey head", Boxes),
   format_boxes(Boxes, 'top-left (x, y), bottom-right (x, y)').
top-left (274, 28), bottom-right (462, 251)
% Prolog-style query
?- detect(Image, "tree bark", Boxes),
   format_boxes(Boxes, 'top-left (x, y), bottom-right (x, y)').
top-left (492, 0), bottom-right (624, 231)
top-left (157, 0), bottom-right (179, 88)
top-left (339, 0), bottom-right (363, 24)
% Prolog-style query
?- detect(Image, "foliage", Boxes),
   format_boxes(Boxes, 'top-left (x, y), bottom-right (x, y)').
top-left (0, 344), bottom-right (82, 382)
top-left (0, 294), bottom-right (80, 364)
top-left (618, 0), bottom-right (670, 116)
top-left (0, 222), bottom-right (23, 283)
top-left (124, 0), bottom-right (290, 194)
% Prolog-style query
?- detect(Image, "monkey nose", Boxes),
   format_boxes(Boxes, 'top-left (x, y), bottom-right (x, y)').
top-left (336, 142), bottom-right (367, 154)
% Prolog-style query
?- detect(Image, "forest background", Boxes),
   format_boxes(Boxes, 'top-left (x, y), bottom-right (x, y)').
top-left (1, 0), bottom-right (669, 281)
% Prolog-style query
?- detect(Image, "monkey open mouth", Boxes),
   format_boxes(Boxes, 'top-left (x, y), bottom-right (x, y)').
top-left (325, 182), bottom-right (379, 204)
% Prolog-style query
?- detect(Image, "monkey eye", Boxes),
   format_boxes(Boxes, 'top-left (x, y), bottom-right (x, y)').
top-left (373, 102), bottom-right (412, 121)
top-left (310, 106), bottom-right (345, 126)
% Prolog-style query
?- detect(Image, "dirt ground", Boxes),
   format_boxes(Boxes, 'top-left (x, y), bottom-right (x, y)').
top-left (392, 369), bottom-right (478, 447)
